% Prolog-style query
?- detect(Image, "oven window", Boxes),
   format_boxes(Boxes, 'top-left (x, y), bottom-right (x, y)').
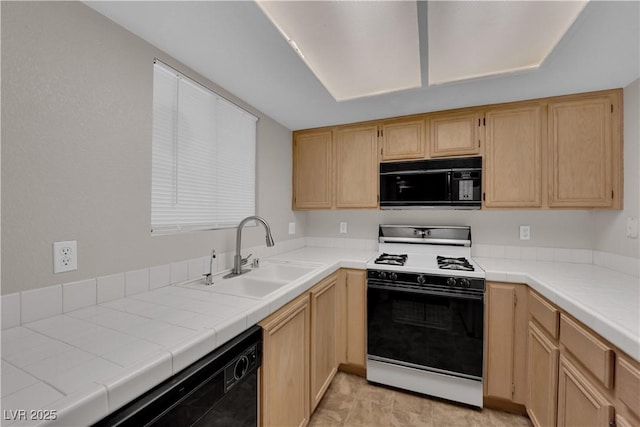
top-left (368, 287), bottom-right (483, 379)
top-left (380, 172), bottom-right (449, 206)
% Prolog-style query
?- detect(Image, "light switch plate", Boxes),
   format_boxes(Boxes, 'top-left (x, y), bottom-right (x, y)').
top-left (340, 222), bottom-right (348, 234)
top-left (519, 225), bottom-right (530, 241)
top-left (288, 222), bottom-right (296, 235)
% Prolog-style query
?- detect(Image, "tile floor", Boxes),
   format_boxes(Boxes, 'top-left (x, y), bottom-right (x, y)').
top-left (309, 372), bottom-right (533, 427)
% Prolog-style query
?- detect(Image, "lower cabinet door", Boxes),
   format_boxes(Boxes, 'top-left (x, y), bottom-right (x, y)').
top-left (345, 269), bottom-right (366, 368)
top-left (260, 296), bottom-right (310, 427)
top-left (527, 321), bottom-right (559, 427)
top-left (557, 354), bottom-right (615, 427)
top-left (310, 274), bottom-right (338, 411)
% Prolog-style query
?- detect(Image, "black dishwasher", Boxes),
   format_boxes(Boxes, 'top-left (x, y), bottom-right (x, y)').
top-left (93, 325), bottom-right (262, 427)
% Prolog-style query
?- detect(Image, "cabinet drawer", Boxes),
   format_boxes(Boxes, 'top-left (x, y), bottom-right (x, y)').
top-left (559, 315), bottom-right (614, 389)
top-left (529, 291), bottom-right (559, 339)
top-left (617, 356), bottom-right (640, 419)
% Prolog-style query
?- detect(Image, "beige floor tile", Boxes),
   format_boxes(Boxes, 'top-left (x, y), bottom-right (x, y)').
top-left (344, 398), bottom-right (392, 427)
top-left (356, 381), bottom-right (395, 406)
top-left (308, 373), bottom-right (532, 427)
top-left (315, 391), bottom-right (356, 424)
top-left (390, 409), bottom-right (433, 427)
top-left (392, 390), bottom-right (433, 416)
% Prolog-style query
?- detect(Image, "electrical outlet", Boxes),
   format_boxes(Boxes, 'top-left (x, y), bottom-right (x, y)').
top-left (519, 225), bottom-right (530, 241)
top-left (53, 240), bottom-right (77, 273)
top-left (288, 222), bottom-right (296, 235)
top-left (340, 222), bottom-right (348, 234)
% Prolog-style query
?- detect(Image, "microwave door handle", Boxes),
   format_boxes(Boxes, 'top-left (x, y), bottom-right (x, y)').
top-left (447, 171), bottom-right (452, 201)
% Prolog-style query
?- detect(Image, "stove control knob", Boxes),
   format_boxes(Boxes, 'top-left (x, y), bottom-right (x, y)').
top-left (417, 275), bottom-right (426, 285)
top-left (446, 277), bottom-right (457, 287)
top-left (378, 271), bottom-right (387, 280)
top-left (460, 278), bottom-right (471, 288)
top-left (389, 272), bottom-right (398, 281)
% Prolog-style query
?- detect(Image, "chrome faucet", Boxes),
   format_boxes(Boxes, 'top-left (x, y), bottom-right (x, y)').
top-left (224, 216), bottom-right (275, 278)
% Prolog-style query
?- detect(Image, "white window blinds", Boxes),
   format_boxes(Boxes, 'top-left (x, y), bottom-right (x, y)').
top-left (151, 60), bottom-right (257, 233)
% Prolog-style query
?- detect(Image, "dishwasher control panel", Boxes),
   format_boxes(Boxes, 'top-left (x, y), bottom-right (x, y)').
top-left (223, 344), bottom-right (259, 392)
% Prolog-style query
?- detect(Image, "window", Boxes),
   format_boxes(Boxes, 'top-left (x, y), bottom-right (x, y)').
top-left (151, 60), bottom-right (258, 234)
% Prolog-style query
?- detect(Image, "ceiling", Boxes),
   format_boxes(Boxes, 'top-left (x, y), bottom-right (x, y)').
top-left (85, 1), bottom-right (639, 131)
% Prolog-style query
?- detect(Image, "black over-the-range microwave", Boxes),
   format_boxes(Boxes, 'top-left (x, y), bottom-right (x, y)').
top-left (379, 156), bottom-right (482, 209)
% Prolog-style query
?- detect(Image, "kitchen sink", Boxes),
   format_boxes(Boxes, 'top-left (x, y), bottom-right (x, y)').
top-left (183, 261), bottom-right (319, 299)
top-left (244, 262), bottom-right (317, 282)
top-left (206, 276), bottom-right (290, 299)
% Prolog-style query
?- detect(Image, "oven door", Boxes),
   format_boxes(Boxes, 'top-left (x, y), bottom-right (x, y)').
top-left (367, 281), bottom-right (484, 380)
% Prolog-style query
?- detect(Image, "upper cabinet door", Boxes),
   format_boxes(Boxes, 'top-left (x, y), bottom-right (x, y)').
top-left (428, 110), bottom-right (482, 157)
top-left (484, 104), bottom-right (543, 208)
top-left (335, 124), bottom-right (378, 208)
top-left (548, 92), bottom-right (622, 208)
top-left (380, 119), bottom-right (425, 160)
top-left (293, 130), bottom-right (333, 209)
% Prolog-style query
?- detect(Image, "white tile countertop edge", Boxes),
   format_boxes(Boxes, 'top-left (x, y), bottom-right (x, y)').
top-left (1, 246), bottom-right (639, 426)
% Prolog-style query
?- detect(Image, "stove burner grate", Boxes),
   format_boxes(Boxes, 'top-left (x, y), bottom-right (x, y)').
top-left (374, 253), bottom-right (408, 266)
top-left (437, 256), bottom-right (475, 271)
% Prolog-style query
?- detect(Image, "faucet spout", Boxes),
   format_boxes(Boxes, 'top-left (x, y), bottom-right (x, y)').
top-left (226, 216), bottom-right (275, 277)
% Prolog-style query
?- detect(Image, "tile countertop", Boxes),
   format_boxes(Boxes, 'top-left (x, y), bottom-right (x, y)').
top-left (1, 246), bottom-right (639, 426)
top-left (0, 247), bottom-right (376, 427)
top-left (475, 257), bottom-right (640, 362)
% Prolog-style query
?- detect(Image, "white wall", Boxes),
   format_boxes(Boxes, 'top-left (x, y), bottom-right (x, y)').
top-left (1, 2), bottom-right (304, 294)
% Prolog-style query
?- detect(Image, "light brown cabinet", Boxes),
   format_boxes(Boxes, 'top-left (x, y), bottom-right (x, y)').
top-left (428, 109), bottom-right (482, 158)
top-left (343, 269), bottom-right (367, 370)
top-left (310, 274), bottom-right (339, 411)
top-left (557, 354), bottom-right (615, 427)
top-left (293, 126), bottom-right (378, 210)
top-left (527, 320), bottom-right (560, 427)
top-left (616, 357), bottom-right (640, 421)
top-left (335, 125), bottom-right (379, 208)
top-left (485, 282), bottom-right (528, 405)
top-left (484, 104), bottom-right (544, 208)
top-left (548, 92), bottom-right (622, 208)
top-left (380, 118), bottom-right (425, 161)
top-left (293, 130), bottom-right (333, 209)
top-left (259, 294), bottom-right (310, 427)
top-left (293, 89), bottom-right (623, 211)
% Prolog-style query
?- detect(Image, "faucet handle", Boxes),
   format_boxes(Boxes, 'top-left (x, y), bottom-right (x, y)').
top-left (202, 273), bottom-right (213, 286)
top-left (241, 253), bottom-right (253, 266)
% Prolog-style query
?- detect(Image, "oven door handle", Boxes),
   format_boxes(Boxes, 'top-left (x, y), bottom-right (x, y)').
top-left (367, 282), bottom-right (484, 301)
